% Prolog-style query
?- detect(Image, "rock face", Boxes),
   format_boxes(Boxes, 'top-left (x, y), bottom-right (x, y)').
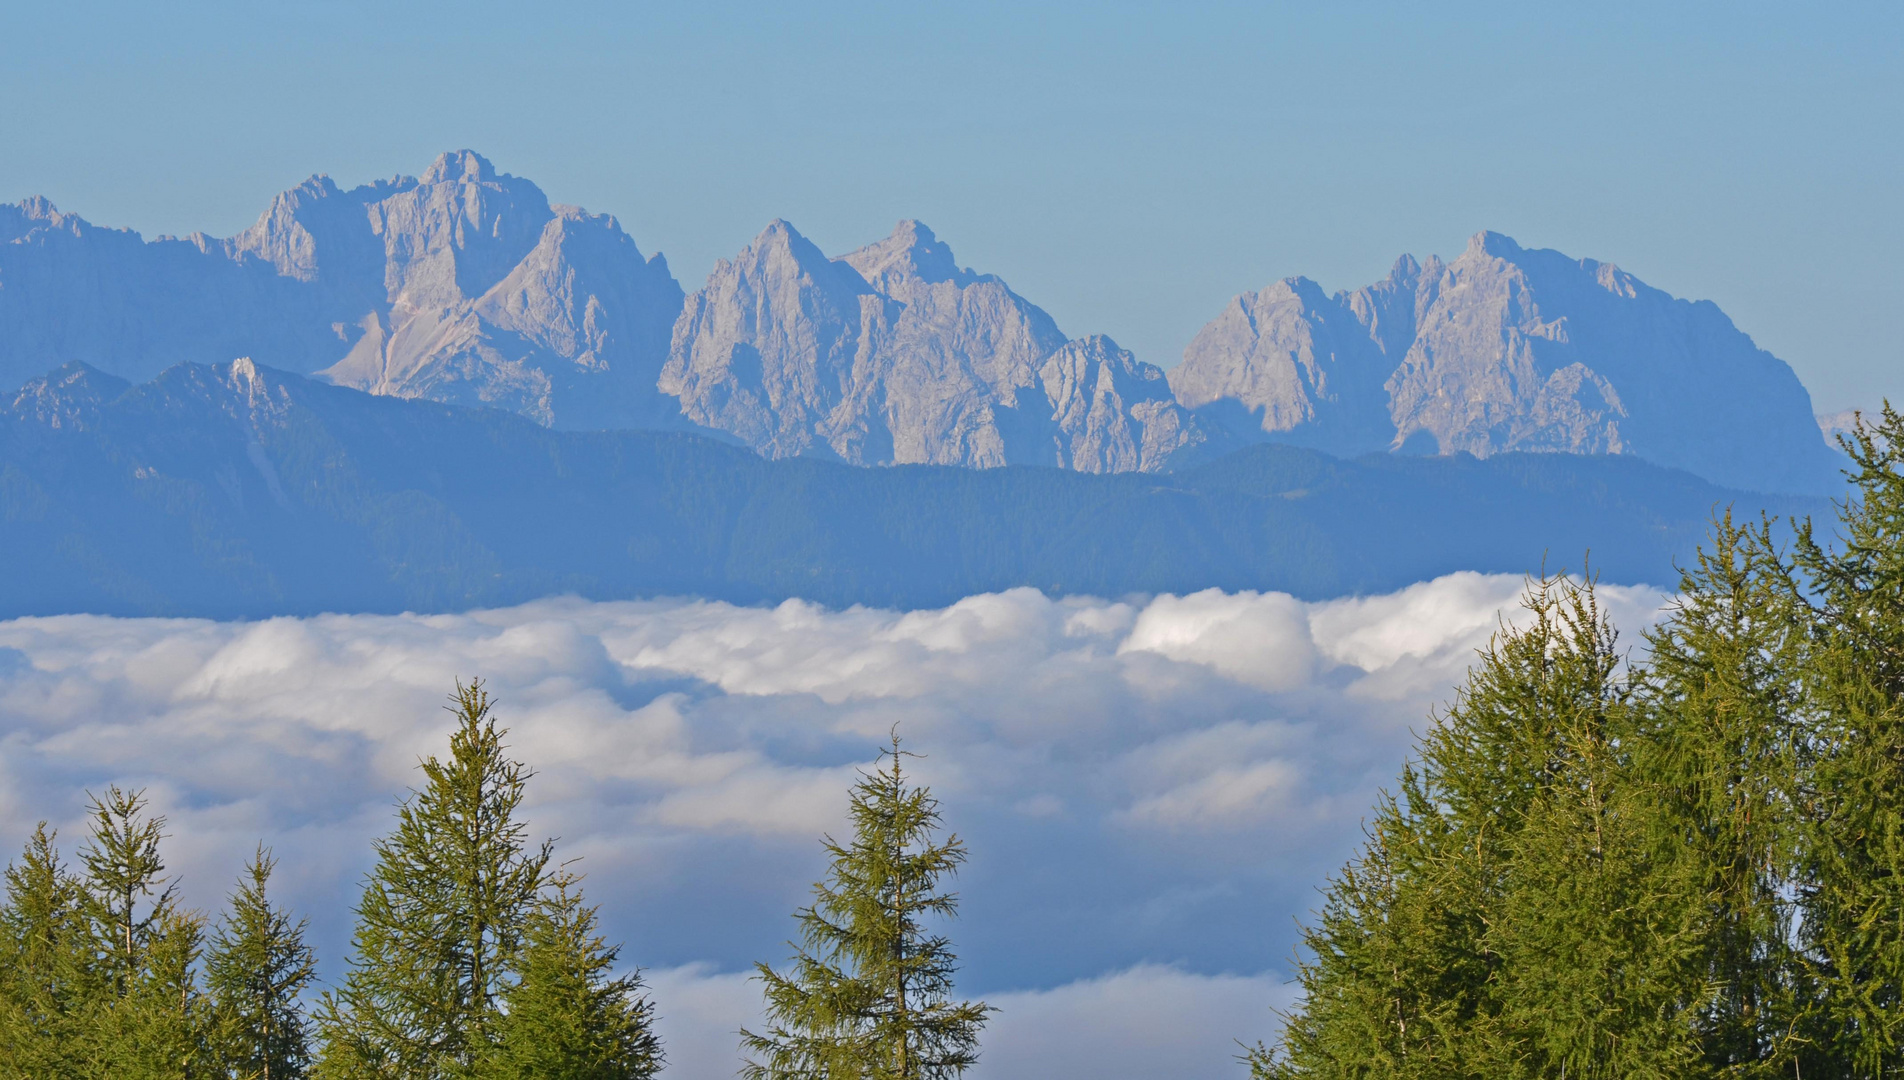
top-left (662, 219), bottom-right (1205, 470)
top-left (1173, 231), bottom-right (1838, 493)
top-left (0, 153), bottom-right (1844, 491)
top-left (1041, 335), bottom-right (1207, 473)
top-left (0, 151), bottom-right (684, 429)
top-left (1169, 271), bottom-right (1402, 458)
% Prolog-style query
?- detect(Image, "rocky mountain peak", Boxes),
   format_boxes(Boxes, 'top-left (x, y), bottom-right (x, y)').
top-left (228, 173), bottom-right (359, 283)
top-left (666, 219), bottom-right (1188, 471)
top-left (9, 361), bottom-right (131, 431)
top-left (747, 218), bottom-right (850, 275)
top-left (1039, 334), bottom-right (1205, 472)
top-left (371, 151), bottom-right (555, 307)
top-left (1172, 229), bottom-right (1836, 492)
top-left (0, 151), bottom-right (684, 433)
top-left (1467, 229), bottom-right (1525, 259)
top-left (1, 196), bottom-right (88, 243)
top-left (841, 219), bottom-right (976, 294)
top-left (421, 149), bottom-right (500, 186)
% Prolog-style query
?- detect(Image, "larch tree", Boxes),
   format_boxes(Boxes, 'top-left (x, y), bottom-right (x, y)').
top-left (1636, 511), bottom-right (1814, 1076)
top-left (478, 872), bottom-right (663, 1080)
top-left (75, 786), bottom-right (210, 1080)
top-left (0, 825), bottom-right (91, 1079)
top-left (742, 734), bottom-right (991, 1080)
top-left (1256, 574), bottom-right (1719, 1079)
top-left (1789, 403), bottom-right (1904, 1073)
top-left (206, 847), bottom-right (316, 1080)
top-left (316, 680), bottom-right (552, 1080)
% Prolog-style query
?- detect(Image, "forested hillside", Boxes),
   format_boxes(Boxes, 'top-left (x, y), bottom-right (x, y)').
top-left (0, 359), bottom-right (1826, 619)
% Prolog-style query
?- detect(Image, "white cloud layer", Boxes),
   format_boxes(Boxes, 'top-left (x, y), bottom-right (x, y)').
top-left (0, 573), bottom-right (1668, 1079)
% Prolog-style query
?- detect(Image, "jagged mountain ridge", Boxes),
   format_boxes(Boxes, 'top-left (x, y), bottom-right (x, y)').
top-left (0, 151), bottom-right (1839, 492)
top-left (0, 151), bottom-right (685, 429)
top-left (660, 218), bottom-right (1207, 470)
top-left (1171, 232), bottom-right (1838, 493)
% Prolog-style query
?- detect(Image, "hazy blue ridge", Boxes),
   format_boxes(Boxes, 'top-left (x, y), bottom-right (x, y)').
top-left (0, 360), bottom-right (1829, 619)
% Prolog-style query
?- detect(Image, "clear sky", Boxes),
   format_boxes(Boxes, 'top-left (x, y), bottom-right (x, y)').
top-left (3, 0), bottom-right (1898, 411)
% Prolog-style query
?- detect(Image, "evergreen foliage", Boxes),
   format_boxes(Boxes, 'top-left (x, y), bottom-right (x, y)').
top-left (75, 787), bottom-right (211, 1080)
top-left (0, 824), bottom-right (90, 1078)
top-left (1258, 576), bottom-right (1712, 1078)
top-left (478, 873), bottom-right (663, 1080)
top-left (0, 790), bottom-right (214, 1079)
top-left (1255, 404), bottom-right (1904, 1078)
top-left (1637, 511), bottom-right (1812, 1075)
top-left (743, 735), bottom-right (990, 1080)
top-left (315, 679), bottom-right (553, 1080)
top-left (206, 847), bottom-right (317, 1080)
top-left (1790, 403), bottom-right (1904, 1073)
top-left (0, 679), bottom-right (661, 1080)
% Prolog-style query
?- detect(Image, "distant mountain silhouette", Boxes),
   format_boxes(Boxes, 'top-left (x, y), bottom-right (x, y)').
top-left (0, 152), bottom-right (1837, 493)
top-left (1173, 232), bottom-right (1841, 494)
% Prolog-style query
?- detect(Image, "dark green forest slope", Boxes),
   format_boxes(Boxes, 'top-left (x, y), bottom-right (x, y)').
top-left (0, 360), bottom-right (1828, 618)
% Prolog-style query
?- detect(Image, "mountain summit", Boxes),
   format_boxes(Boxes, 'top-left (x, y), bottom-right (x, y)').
top-left (661, 217), bottom-right (1206, 470)
top-left (0, 154), bottom-right (1839, 492)
top-left (0, 151), bottom-right (685, 429)
top-left (1171, 231), bottom-right (1836, 493)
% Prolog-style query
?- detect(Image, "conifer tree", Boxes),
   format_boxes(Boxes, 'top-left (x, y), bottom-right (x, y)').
top-left (0, 825), bottom-right (90, 1078)
top-left (1255, 574), bottom-right (1715, 1079)
top-left (478, 872), bottom-right (663, 1080)
top-left (742, 734), bottom-right (990, 1080)
top-left (81, 786), bottom-right (179, 996)
top-left (1637, 511), bottom-right (1813, 1075)
top-left (207, 847), bottom-right (316, 1080)
top-left (75, 786), bottom-right (211, 1080)
top-left (316, 680), bottom-right (552, 1080)
top-left (1788, 403), bottom-right (1904, 1073)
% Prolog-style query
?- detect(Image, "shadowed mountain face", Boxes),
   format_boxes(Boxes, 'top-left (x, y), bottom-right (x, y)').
top-left (0, 359), bottom-right (1824, 619)
top-left (1171, 232), bottom-right (1838, 494)
top-left (0, 151), bottom-right (1838, 492)
top-left (0, 151), bottom-right (685, 429)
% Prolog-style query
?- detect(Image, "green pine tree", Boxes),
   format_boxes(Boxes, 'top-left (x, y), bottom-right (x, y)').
top-left (316, 679), bottom-right (552, 1080)
top-left (207, 847), bottom-right (316, 1080)
top-left (0, 824), bottom-right (91, 1079)
top-left (743, 734), bottom-right (991, 1080)
top-left (478, 872), bottom-right (663, 1080)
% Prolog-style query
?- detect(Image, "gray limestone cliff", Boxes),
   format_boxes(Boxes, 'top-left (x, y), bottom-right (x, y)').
top-left (1172, 231), bottom-right (1837, 493)
top-left (662, 219), bottom-right (1205, 470)
top-left (0, 154), bottom-right (1845, 491)
top-left (0, 151), bottom-right (684, 429)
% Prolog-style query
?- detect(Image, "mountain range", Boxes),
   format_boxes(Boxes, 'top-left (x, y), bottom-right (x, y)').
top-left (0, 150), bottom-right (1840, 495)
top-left (0, 357), bottom-right (1822, 619)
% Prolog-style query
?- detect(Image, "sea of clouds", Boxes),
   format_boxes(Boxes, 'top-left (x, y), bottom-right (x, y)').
top-left (0, 573), bottom-right (1669, 1079)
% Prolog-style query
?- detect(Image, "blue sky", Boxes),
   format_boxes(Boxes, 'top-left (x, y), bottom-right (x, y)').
top-left (3, 1), bottom-right (1898, 410)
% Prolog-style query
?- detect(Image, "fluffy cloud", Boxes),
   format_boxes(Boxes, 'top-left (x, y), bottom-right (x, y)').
top-left (0, 573), bottom-right (1667, 1078)
top-left (645, 962), bottom-right (1289, 1080)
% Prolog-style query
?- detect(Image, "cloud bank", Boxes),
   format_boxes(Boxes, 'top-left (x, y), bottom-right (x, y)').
top-left (0, 573), bottom-right (1667, 1078)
